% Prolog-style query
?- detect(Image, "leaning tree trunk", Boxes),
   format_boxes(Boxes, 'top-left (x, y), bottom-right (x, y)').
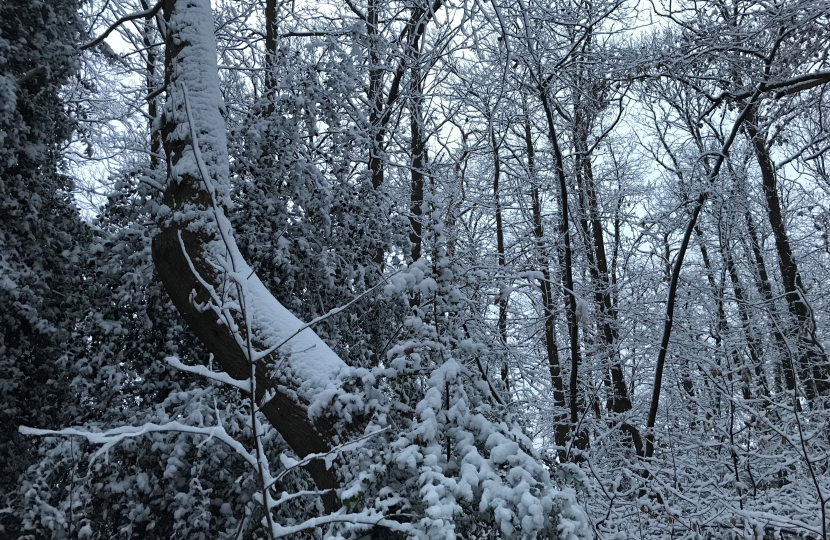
top-left (643, 89), bottom-right (762, 459)
top-left (151, 0), bottom-right (344, 511)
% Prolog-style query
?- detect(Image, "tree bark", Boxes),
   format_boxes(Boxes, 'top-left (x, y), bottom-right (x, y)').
top-left (366, 0), bottom-right (385, 189)
top-left (409, 36), bottom-right (424, 265)
top-left (140, 0), bottom-right (160, 169)
top-left (717, 212), bottom-right (771, 399)
top-left (367, 0), bottom-right (443, 190)
top-left (264, 0), bottom-right (278, 91)
top-left (644, 91), bottom-right (760, 459)
top-left (746, 109), bottom-right (830, 402)
top-left (539, 87), bottom-right (586, 452)
top-left (491, 118), bottom-right (507, 345)
top-left (153, 0), bottom-right (342, 511)
top-left (524, 117), bottom-right (568, 454)
top-left (573, 104), bottom-right (632, 418)
top-left (743, 208), bottom-right (796, 393)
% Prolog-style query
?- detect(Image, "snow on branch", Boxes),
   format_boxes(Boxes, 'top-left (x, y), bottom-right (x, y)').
top-left (19, 421), bottom-right (258, 471)
top-left (166, 355), bottom-right (250, 391)
top-left (251, 270), bottom-right (403, 362)
top-left (19, 421), bottom-right (406, 537)
top-left (266, 427), bottom-right (390, 491)
top-left (267, 510), bottom-right (411, 538)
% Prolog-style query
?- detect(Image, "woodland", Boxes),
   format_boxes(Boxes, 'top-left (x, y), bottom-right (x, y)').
top-left (1, 0), bottom-right (830, 538)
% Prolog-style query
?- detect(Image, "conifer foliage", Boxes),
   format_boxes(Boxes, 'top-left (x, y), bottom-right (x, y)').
top-left (0, 0), bottom-right (86, 532)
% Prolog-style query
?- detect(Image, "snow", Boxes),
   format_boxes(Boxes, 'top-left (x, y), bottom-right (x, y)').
top-left (164, 0), bottom-right (231, 206)
top-left (487, 438), bottom-right (520, 465)
top-left (574, 298), bottom-right (589, 323)
top-left (19, 422), bottom-right (261, 472)
top-left (165, 355), bottom-right (249, 391)
top-left (236, 265), bottom-right (345, 386)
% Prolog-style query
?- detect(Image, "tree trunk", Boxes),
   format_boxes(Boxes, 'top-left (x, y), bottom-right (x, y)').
top-left (409, 38), bottom-right (424, 265)
top-left (140, 0), bottom-right (160, 169)
top-left (539, 88), bottom-right (586, 453)
top-left (743, 208), bottom-right (796, 393)
top-left (264, 0), bottom-right (278, 91)
top-left (366, 0), bottom-right (385, 189)
top-left (696, 223), bottom-right (748, 400)
top-left (491, 119), bottom-right (507, 345)
top-left (491, 116), bottom-right (509, 389)
top-left (573, 109), bottom-right (632, 418)
top-left (717, 212), bottom-right (771, 399)
top-left (644, 90), bottom-right (760, 459)
top-left (746, 109), bottom-right (830, 401)
top-left (524, 117), bottom-right (568, 454)
top-left (152, 0), bottom-right (343, 511)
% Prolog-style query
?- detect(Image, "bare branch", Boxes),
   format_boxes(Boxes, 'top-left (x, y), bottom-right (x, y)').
top-left (81, 0), bottom-right (163, 51)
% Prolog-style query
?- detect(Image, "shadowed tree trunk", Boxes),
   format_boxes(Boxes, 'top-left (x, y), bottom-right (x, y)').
top-left (367, 0), bottom-right (443, 269)
top-left (643, 89), bottom-right (762, 459)
top-left (139, 0), bottom-right (161, 170)
top-left (746, 109), bottom-right (830, 402)
top-left (571, 80), bottom-right (639, 453)
top-left (572, 89), bottom-right (632, 419)
top-left (716, 206), bottom-right (771, 400)
top-left (409, 35), bottom-right (425, 266)
top-left (491, 117), bottom-right (508, 344)
top-left (366, 0), bottom-right (385, 190)
top-left (743, 207), bottom-right (796, 393)
top-left (539, 86), bottom-right (587, 454)
top-left (523, 116), bottom-right (568, 455)
top-left (489, 113), bottom-right (510, 389)
top-left (367, 0), bottom-right (443, 191)
top-left (264, 0), bottom-right (278, 92)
